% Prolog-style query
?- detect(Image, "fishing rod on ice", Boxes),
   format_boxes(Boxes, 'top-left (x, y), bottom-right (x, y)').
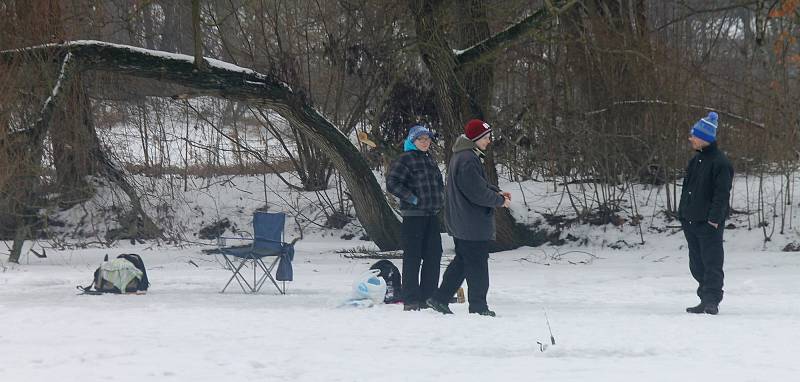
top-left (536, 307), bottom-right (557, 352)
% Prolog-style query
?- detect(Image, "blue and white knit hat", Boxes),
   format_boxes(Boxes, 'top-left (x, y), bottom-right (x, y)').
top-left (407, 125), bottom-right (433, 142)
top-left (691, 112), bottom-right (718, 143)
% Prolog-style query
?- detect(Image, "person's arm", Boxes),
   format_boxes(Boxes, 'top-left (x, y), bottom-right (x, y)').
top-left (677, 158), bottom-right (692, 220)
top-left (487, 179), bottom-right (512, 201)
top-left (455, 159), bottom-right (506, 208)
top-left (681, 158), bottom-right (693, 187)
top-left (708, 160), bottom-right (733, 226)
top-left (386, 158), bottom-right (417, 205)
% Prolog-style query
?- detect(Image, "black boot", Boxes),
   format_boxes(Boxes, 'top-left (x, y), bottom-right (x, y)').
top-left (403, 303), bottom-right (420, 311)
top-left (425, 298), bottom-right (453, 314)
top-left (686, 302), bottom-right (706, 314)
top-left (687, 302), bottom-right (719, 315)
top-left (470, 309), bottom-right (496, 317)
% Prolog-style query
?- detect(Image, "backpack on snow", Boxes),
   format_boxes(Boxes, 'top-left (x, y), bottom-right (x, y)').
top-left (369, 259), bottom-right (402, 303)
top-left (78, 254), bottom-right (150, 295)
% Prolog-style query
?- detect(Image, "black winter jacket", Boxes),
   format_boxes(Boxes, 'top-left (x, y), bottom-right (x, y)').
top-left (678, 142), bottom-right (734, 224)
top-left (386, 150), bottom-right (445, 216)
top-left (444, 135), bottom-right (505, 241)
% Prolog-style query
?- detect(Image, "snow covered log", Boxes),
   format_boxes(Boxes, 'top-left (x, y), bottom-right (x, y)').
top-left (0, 40), bottom-right (402, 250)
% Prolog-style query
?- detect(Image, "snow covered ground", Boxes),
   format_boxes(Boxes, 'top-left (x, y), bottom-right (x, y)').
top-left (4, 156), bottom-right (800, 381)
top-left (2, 231), bottom-right (799, 381)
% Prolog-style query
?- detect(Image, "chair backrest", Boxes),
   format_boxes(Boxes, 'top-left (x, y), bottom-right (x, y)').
top-left (253, 211), bottom-right (286, 252)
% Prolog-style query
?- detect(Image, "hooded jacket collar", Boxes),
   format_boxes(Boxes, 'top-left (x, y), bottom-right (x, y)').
top-left (452, 134), bottom-right (475, 153)
top-left (697, 141), bottom-right (718, 155)
top-left (452, 134), bottom-right (486, 163)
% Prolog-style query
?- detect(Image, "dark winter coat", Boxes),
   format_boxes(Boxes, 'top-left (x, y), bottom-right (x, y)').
top-left (678, 142), bottom-right (734, 224)
top-left (445, 135), bottom-right (505, 241)
top-left (386, 149), bottom-right (445, 216)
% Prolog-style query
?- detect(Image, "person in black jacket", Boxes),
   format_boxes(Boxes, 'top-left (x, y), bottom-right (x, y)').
top-left (425, 119), bottom-right (510, 317)
top-left (679, 112), bottom-right (733, 315)
top-left (386, 125), bottom-right (445, 311)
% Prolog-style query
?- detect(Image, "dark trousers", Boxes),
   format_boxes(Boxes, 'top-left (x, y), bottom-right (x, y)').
top-left (432, 238), bottom-right (490, 312)
top-left (401, 215), bottom-right (443, 304)
top-left (682, 220), bottom-right (725, 305)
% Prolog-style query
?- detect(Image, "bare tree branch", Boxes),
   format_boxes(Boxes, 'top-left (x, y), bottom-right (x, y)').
top-left (455, 0), bottom-right (579, 69)
top-left (585, 99), bottom-right (766, 129)
top-left (654, 0), bottom-right (765, 32)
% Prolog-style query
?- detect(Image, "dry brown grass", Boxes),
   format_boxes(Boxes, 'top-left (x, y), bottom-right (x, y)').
top-left (124, 159), bottom-right (298, 177)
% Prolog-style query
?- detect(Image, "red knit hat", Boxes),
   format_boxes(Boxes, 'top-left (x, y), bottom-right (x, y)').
top-left (464, 119), bottom-right (492, 141)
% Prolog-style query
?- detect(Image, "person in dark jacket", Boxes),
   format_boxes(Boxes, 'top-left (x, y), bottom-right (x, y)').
top-left (679, 112), bottom-right (733, 315)
top-left (386, 125), bottom-right (445, 311)
top-left (426, 119), bottom-right (510, 317)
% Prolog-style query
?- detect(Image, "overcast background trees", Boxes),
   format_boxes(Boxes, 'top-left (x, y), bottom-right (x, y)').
top-left (1, 0), bottom-right (798, 261)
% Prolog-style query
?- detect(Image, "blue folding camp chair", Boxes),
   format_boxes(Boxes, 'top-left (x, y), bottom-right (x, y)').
top-left (215, 211), bottom-right (298, 294)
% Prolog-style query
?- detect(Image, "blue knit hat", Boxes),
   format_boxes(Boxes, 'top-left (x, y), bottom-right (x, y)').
top-left (691, 112), bottom-right (718, 143)
top-left (407, 125), bottom-right (433, 142)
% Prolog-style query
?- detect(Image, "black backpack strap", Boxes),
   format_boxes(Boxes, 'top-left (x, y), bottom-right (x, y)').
top-left (78, 255), bottom-right (113, 295)
top-left (76, 284), bottom-right (103, 295)
top-left (76, 268), bottom-right (101, 294)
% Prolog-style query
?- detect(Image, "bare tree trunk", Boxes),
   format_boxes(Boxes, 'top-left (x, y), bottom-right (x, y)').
top-left (191, 0), bottom-right (207, 71)
top-left (409, 0), bottom-right (573, 250)
top-left (161, 0), bottom-right (194, 54)
top-left (142, 3), bottom-right (156, 50)
top-left (7, 51), bottom-right (77, 262)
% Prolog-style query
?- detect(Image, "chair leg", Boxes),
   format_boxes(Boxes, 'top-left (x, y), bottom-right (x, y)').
top-left (219, 254), bottom-right (286, 294)
top-left (252, 258), bottom-right (270, 292)
top-left (220, 255), bottom-right (240, 293)
top-left (221, 256), bottom-right (254, 293)
top-left (254, 257), bottom-right (283, 294)
top-left (268, 257), bottom-right (285, 294)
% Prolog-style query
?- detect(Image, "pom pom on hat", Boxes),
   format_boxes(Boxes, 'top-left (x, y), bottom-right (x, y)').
top-left (464, 119), bottom-right (492, 141)
top-left (691, 112), bottom-right (718, 143)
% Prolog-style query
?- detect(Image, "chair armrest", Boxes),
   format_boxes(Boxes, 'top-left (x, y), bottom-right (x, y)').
top-left (254, 237), bottom-right (287, 245)
top-left (218, 236), bottom-right (255, 241)
top-left (216, 236), bottom-right (254, 247)
top-left (255, 237), bottom-right (299, 246)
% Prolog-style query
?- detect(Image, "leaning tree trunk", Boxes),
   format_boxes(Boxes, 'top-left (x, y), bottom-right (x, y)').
top-left (0, 41), bottom-right (402, 250)
top-left (3, 51), bottom-right (78, 262)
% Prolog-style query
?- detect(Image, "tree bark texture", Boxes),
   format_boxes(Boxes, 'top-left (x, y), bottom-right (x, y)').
top-left (191, 0), bottom-right (208, 71)
top-left (409, 0), bottom-right (575, 251)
